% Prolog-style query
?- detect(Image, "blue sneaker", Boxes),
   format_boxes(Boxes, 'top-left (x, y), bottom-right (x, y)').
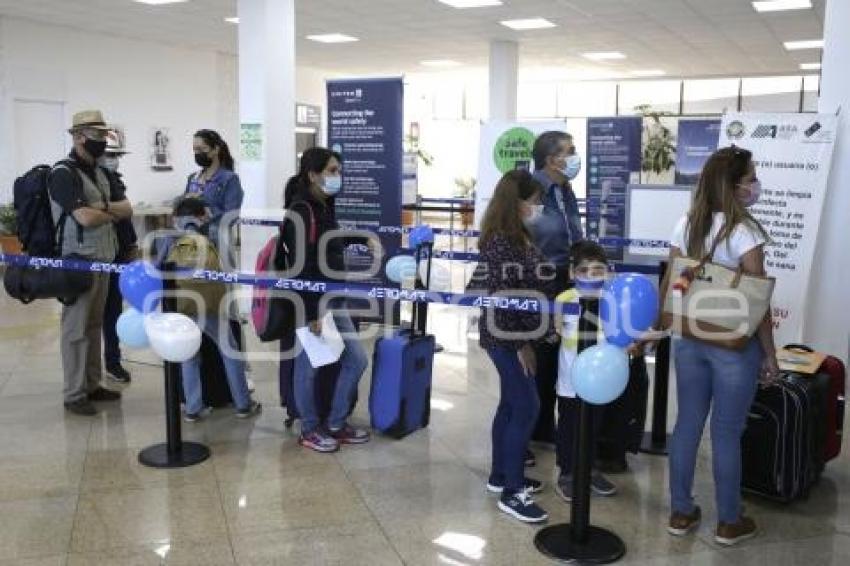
top-left (486, 477), bottom-right (544, 494)
top-left (498, 488), bottom-right (548, 523)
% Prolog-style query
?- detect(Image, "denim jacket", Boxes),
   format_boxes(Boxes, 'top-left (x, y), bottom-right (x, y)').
top-left (185, 168), bottom-right (243, 245)
top-left (529, 169), bottom-right (584, 267)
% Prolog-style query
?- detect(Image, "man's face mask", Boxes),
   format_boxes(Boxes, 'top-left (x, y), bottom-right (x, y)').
top-left (99, 155), bottom-right (120, 172)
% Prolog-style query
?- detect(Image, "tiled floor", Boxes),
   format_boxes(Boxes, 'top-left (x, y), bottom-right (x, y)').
top-left (0, 292), bottom-right (848, 565)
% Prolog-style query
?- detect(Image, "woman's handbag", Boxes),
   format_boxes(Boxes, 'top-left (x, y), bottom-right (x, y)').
top-left (660, 236), bottom-right (775, 350)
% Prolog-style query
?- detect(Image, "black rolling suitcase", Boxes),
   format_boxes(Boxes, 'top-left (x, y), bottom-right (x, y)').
top-left (596, 355), bottom-right (650, 466)
top-left (741, 371), bottom-right (830, 502)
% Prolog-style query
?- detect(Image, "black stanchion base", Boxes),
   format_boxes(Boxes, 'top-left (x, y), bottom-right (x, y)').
top-left (138, 442), bottom-right (211, 469)
top-left (639, 431), bottom-right (670, 456)
top-left (534, 524), bottom-right (626, 564)
top-left (434, 343), bottom-right (445, 354)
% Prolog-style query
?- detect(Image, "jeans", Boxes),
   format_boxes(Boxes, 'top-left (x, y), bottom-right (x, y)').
top-left (669, 337), bottom-right (763, 524)
top-left (293, 307), bottom-right (368, 433)
top-left (555, 396), bottom-right (603, 475)
top-left (181, 316), bottom-right (252, 414)
top-left (487, 345), bottom-right (541, 493)
top-left (102, 271), bottom-right (123, 368)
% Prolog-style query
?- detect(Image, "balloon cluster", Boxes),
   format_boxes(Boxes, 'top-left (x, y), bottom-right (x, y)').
top-left (570, 273), bottom-right (658, 405)
top-left (115, 260), bottom-right (202, 363)
top-left (384, 224), bottom-right (450, 290)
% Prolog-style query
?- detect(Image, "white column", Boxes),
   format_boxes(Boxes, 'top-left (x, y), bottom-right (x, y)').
top-left (806, 0), bottom-right (850, 362)
top-left (237, 0), bottom-right (296, 269)
top-left (489, 40), bottom-right (518, 121)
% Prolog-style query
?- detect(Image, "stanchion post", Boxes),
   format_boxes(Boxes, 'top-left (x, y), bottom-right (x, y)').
top-left (534, 296), bottom-right (626, 563)
top-left (640, 260), bottom-right (671, 456)
top-left (138, 261), bottom-right (211, 469)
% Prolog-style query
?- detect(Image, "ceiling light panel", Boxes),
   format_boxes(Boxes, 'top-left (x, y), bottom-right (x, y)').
top-left (306, 34), bottom-right (359, 43)
top-left (783, 39), bottom-right (824, 50)
top-left (752, 1), bottom-right (812, 12)
top-left (500, 18), bottom-right (557, 31)
top-left (582, 52), bottom-right (627, 61)
top-left (437, 0), bottom-right (502, 7)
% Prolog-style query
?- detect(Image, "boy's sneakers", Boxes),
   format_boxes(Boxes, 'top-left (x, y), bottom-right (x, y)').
top-left (524, 449), bottom-right (536, 467)
top-left (590, 472), bottom-right (618, 496)
top-left (235, 401), bottom-right (262, 419)
top-left (554, 474), bottom-right (573, 503)
top-left (184, 407), bottom-right (212, 423)
top-left (299, 429), bottom-right (340, 453)
top-left (328, 423), bottom-right (370, 445)
top-left (553, 472), bottom-right (617, 501)
top-left (497, 488), bottom-right (548, 523)
top-left (715, 516), bottom-right (757, 546)
top-left (668, 506), bottom-right (702, 537)
top-left (486, 477), bottom-right (544, 494)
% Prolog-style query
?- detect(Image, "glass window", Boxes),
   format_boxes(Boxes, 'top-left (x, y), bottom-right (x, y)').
top-left (432, 84), bottom-right (464, 120)
top-left (741, 76), bottom-right (803, 112)
top-left (618, 80), bottom-right (681, 115)
top-left (557, 82), bottom-right (618, 117)
top-left (518, 82), bottom-right (557, 119)
top-left (682, 78), bottom-right (739, 114)
top-left (463, 81), bottom-right (488, 120)
top-left (802, 75), bottom-right (820, 113)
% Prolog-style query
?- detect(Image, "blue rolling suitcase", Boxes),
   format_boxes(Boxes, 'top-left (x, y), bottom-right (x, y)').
top-left (369, 241), bottom-right (436, 438)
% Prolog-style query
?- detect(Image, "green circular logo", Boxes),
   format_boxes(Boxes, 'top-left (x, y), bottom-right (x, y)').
top-left (493, 127), bottom-right (535, 173)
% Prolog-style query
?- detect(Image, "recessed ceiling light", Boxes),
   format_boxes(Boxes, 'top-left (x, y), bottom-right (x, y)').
top-left (629, 69), bottom-right (666, 77)
top-left (500, 18), bottom-right (557, 31)
top-left (224, 16), bottom-right (239, 24)
top-left (752, 0), bottom-right (811, 12)
top-left (800, 62), bottom-right (821, 70)
top-left (784, 39), bottom-right (824, 50)
top-left (421, 60), bottom-right (462, 68)
top-left (306, 33), bottom-right (359, 44)
top-left (133, 0), bottom-right (189, 5)
top-left (582, 52), bottom-right (627, 61)
top-left (437, 0), bottom-right (502, 7)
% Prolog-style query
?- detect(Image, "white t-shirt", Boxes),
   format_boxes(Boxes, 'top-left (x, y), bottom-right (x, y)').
top-left (670, 212), bottom-right (766, 269)
top-left (555, 289), bottom-right (606, 398)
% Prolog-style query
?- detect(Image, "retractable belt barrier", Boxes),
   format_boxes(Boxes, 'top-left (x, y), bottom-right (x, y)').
top-left (0, 252), bottom-right (581, 316)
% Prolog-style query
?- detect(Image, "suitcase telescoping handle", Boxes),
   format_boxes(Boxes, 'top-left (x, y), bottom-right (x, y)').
top-left (412, 241), bottom-right (433, 337)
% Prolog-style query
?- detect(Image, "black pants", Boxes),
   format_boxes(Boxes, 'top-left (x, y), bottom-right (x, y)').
top-left (531, 342), bottom-right (559, 443)
top-left (102, 271), bottom-right (123, 368)
top-left (556, 396), bottom-right (604, 475)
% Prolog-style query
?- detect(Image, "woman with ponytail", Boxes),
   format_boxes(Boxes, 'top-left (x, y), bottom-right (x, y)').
top-left (185, 129), bottom-right (243, 248)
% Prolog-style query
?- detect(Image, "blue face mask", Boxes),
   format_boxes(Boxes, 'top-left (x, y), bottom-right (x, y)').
top-left (322, 175), bottom-right (342, 196)
top-left (574, 275), bottom-right (605, 293)
top-left (562, 154), bottom-right (582, 180)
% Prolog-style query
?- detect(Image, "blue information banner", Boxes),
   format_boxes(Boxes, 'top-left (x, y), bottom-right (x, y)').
top-left (675, 119), bottom-right (721, 185)
top-left (586, 117), bottom-right (642, 261)
top-left (327, 78), bottom-right (404, 286)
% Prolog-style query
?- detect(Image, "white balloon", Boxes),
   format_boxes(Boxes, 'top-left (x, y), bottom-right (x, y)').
top-left (143, 312), bottom-right (202, 363)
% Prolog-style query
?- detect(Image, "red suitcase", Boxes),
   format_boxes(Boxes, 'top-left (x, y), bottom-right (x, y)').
top-left (784, 344), bottom-right (846, 463)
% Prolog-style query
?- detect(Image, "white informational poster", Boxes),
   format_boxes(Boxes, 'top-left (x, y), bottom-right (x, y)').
top-left (719, 112), bottom-right (838, 346)
top-left (475, 120), bottom-right (587, 227)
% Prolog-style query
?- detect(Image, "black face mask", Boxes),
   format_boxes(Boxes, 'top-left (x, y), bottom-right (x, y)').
top-left (84, 138), bottom-right (107, 159)
top-left (195, 152), bottom-right (213, 168)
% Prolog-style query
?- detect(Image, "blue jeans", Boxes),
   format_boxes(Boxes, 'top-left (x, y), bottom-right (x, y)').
top-left (294, 308), bottom-right (367, 433)
top-left (669, 337), bottom-right (763, 524)
top-left (181, 316), bottom-right (252, 414)
top-left (487, 345), bottom-right (541, 492)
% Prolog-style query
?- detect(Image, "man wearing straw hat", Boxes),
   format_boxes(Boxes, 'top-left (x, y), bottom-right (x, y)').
top-left (49, 110), bottom-right (133, 415)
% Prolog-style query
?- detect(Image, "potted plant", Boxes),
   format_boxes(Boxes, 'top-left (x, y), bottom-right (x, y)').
top-left (454, 177), bottom-right (477, 227)
top-left (635, 104), bottom-right (677, 184)
top-left (0, 204), bottom-right (22, 254)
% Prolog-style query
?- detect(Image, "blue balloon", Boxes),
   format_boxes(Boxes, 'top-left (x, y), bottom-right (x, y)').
top-left (116, 308), bottom-right (149, 349)
top-left (385, 255), bottom-right (417, 283)
top-left (600, 273), bottom-right (659, 348)
top-left (571, 343), bottom-right (630, 405)
top-left (119, 260), bottom-right (162, 314)
top-left (409, 224), bottom-right (435, 247)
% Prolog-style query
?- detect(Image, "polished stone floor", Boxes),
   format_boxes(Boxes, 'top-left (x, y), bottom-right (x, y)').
top-left (0, 293), bottom-right (848, 566)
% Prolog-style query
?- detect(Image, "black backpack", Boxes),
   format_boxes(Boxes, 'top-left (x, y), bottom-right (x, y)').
top-left (13, 160), bottom-right (82, 256)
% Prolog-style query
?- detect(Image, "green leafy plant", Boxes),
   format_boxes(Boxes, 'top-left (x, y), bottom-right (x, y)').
top-left (635, 104), bottom-right (676, 176)
top-left (0, 204), bottom-right (17, 236)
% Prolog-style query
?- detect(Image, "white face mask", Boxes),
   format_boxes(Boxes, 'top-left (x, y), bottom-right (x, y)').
top-left (562, 154), bottom-right (582, 180)
top-left (322, 175), bottom-right (342, 196)
top-left (523, 204), bottom-right (544, 226)
top-left (98, 155), bottom-right (120, 172)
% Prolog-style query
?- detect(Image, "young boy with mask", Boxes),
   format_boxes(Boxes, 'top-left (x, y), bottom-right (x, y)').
top-left (553, 240), bottom-right (618, 502)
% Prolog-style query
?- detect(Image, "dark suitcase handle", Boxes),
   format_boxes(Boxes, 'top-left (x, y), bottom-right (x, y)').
top-left (784, 343), bottom-right (814, 353)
